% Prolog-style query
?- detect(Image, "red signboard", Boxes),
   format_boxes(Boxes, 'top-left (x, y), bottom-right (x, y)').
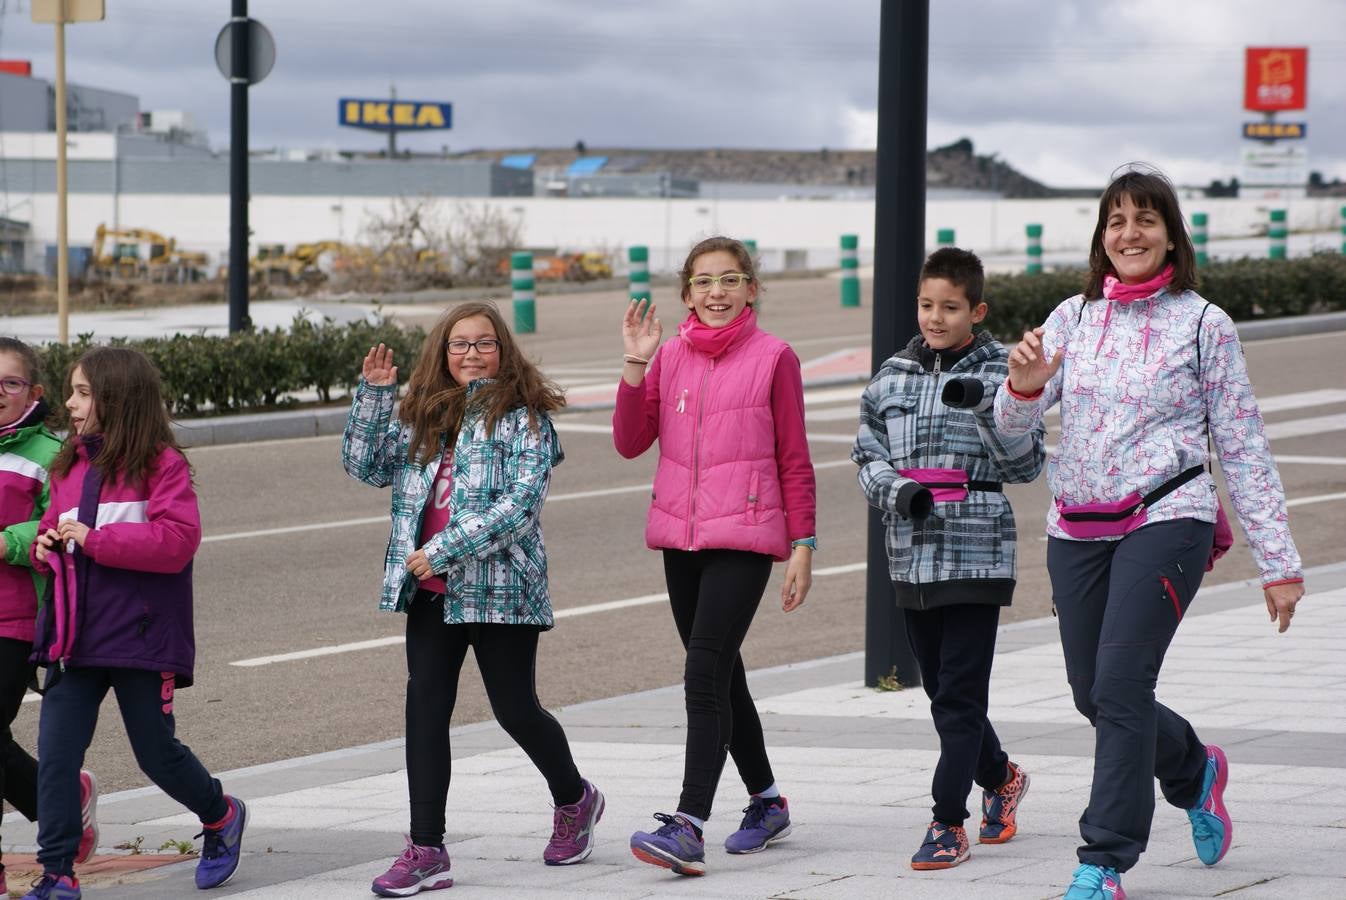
top-left (1244, 47), bottom-right (1308, 111)
top-left (0, 60), bottom-right (33, 76)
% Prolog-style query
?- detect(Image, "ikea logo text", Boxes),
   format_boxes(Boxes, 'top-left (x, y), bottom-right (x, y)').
top-left (339, 99), bottom-right (453, 132)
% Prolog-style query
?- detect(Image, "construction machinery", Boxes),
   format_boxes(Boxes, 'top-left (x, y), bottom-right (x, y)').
top-left (89, 224), bottom-right (209, 282)
top-left (250, 241), bottom-right (365, 285)
top-left (497, 250), bottom-right (613, 282)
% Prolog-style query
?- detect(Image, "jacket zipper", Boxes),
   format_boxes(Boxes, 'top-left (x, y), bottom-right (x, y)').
top-left (916, 353), bottom-right (941, 609)
top-left (686, 359), bottom-right (714, 550)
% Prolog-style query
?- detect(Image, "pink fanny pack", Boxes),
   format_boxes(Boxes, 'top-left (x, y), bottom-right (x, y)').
top-left (1056, 465), bottom-right (1203, 539)
top-left (899, 467), bottom-right (1002, 503)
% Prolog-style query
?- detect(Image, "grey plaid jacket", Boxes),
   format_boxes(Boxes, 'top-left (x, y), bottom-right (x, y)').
top-left (342, 379), bottom-right (562, 627)
top-left (852, 332), bottom-right (1045, 607)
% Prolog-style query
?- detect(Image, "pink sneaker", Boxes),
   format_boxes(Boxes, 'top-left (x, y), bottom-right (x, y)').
top-left (544, 779), bottom-right (604, 865)
top-left (371, 837), bottom-right (453, 897)
top-left (75, 771), bottom-right (99, 864)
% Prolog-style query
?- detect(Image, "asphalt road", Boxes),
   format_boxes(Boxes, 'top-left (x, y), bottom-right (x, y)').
top-left (10, 279), bottom-right (1345, 798)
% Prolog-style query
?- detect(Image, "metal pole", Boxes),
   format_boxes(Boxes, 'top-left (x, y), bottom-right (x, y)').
top-left (228, 0), bottom-right (250, 332)
top-left (54, 18), bottom-right (69, 344)
top-left (865, 0), bottom-right (926, 689)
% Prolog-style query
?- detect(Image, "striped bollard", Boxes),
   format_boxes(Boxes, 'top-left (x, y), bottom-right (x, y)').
top-left (628, 246), bottom-right (650, 303)
top-left (1192, 213), bottom-right (1209, 266)
top-left (1025, 224), bottom-right (1043, 274)
top-left (840, 234), bottom-right (860, 307)
top-left (1340, 205), bottom-right (1346, 255)
top-left (511, 251), bottom-right (536, 334)
top-left (936, 228), bottom-right (956, 250)
top-left (1268, 209), bottom-right (1287, 260)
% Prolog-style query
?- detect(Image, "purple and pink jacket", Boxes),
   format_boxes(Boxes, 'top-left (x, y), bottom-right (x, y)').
top-left (613, 308), bottom-right (816, 561)
top-left (993, 288), bottom-right (1302, 587)
top-left (31, 438), bottom-right (202, 687)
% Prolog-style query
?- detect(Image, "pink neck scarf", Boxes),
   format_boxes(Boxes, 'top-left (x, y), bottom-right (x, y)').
top-left (1102, 264), bottom-right (1173, 303)
top-left (678, 305), bottom-right (758, 359)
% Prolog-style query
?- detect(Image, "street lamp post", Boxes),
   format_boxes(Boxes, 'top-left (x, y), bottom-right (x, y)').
top-left (31, 0), bottom-right (106, 345)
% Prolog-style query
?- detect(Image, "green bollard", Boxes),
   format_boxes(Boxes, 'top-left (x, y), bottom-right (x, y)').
top-left (1192, 213), bottom-right (1209, 266)
top-left (840, 234), bottom-right (860, 307)
top-left (1025, 224), bottom-right (1043, 274)
top-left (936, 228), bottom-right (955, 249)
top-left (512, 251), bottom-right (536, 334)
top-left (1269, 209), bottom-right (1287, 260)
top-left (628, 246), bottom-right (650, 303)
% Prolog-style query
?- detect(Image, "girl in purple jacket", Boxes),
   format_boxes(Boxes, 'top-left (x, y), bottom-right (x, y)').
top-left (615, 236), bottom-right (817, 876)
top-left (28, 348), bottom-right (245, 899)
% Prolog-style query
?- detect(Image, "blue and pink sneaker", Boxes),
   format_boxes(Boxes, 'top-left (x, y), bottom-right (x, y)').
top-left (21, 873), bottom-right (81, 900)
top-left (724, 795), bottom-right (792, 854)
top-left (1064, 863), bottom-right (1126, 900)
top-left (1188, 744), bottom-right (1232, 865)
top-left (630, 813), bottom-right (705, 876)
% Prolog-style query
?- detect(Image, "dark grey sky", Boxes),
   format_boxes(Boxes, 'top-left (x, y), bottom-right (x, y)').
top-left (3, 0), bottom-right (1343, 187)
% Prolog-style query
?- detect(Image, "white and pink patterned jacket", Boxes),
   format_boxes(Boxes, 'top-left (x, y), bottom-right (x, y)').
top-left (993, 288), bottom-right (1302, 586)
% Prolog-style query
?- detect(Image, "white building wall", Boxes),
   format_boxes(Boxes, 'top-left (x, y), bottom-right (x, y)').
top-left (11, 190), bottom-right (1346, 275)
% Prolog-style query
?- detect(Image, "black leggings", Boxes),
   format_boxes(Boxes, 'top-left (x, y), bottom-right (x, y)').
top-left (405, 591), bottom-right (583, 847)
top-left (663, 549), bottom-right (775, 821)
top-left (0, 637), bottom-right (38, 842)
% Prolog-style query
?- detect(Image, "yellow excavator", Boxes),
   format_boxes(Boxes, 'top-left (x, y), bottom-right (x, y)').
top-left (89, 225), bottom-right (208, 282)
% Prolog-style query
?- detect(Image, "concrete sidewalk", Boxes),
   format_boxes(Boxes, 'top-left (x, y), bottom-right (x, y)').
top-left (5, 564), bottom-right (1343, 898)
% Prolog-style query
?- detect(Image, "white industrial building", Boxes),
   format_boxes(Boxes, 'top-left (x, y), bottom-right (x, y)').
top-left (3, 68), bottom-right (1342, 278)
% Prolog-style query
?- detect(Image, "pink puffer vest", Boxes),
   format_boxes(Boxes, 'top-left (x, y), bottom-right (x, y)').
top-left (647, 324), bottom-right (791, 561)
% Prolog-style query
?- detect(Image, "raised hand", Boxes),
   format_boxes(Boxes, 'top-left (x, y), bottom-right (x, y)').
top-left (622, 299), bottom-right (663, 361)
top-left (362, 343), bottom-right (398, 386)
top-left (1007, 327), bottom-right (1063, 396)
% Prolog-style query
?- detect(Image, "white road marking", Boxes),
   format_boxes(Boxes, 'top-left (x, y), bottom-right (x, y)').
top-left (1275, 455), bottom-right (1346, 466)
top-left (1287, 491), bottom-right (1346, 508)
top-left (1263, 413), bottom-right (1346, 441)
top-left (228, 556), bottom-right (873, 667)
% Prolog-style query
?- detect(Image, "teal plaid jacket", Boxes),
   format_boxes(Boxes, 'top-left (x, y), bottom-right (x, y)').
top-left (341, 379), bottom-right (563, 627)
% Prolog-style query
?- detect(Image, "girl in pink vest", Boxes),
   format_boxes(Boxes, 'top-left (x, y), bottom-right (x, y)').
top-left (615, 236), bottom-right (817, 876)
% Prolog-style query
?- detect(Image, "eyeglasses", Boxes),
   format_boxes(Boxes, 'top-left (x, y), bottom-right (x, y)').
top-left (688, 273), bottom-right (750, 293)
top-left (446, 339), bottom-right (500, 355)
top-left (0, 377), bottom-right (32, 396)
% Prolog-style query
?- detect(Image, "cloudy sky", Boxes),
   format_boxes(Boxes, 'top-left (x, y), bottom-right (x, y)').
top-left (3, 0), bottom-right (1343, 188)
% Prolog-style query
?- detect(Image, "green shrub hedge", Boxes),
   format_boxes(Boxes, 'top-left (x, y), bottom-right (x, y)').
top-left (986, 252), bottom-right (1346, 340)
top-left (37, 315), bottom-right (426, 418)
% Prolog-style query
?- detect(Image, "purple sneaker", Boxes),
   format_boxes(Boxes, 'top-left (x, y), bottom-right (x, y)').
top-left (545, 779), bottom-right (605, 865)
top-left (195, 795), bottom-right (248, 889)
top-left (21, 873), bottom-right (81, 900)
top-left (371, 837), bottom-right (453, 897)
top-left (724, 795), bottom-right (792, 854)
top-left (630, 813), bottom-right (706, 876)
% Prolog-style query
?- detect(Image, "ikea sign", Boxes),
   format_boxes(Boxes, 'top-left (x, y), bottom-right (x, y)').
top-left (339, 98), bottom-right (452, 132)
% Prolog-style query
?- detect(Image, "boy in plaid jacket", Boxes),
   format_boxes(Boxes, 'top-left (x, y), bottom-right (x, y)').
top-left (852, 248), bottom-right (1045, 871)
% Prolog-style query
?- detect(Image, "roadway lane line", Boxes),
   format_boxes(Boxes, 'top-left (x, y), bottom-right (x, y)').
top-left (228, 559), bottom-right (874, 668)
top-left (201, 458), bottom-right (859, 545)
top-left (1275, 455), bottom-right (1346, 466)
top-left (1263, 413), bottom-right (1346, 441)
top-left (1287, 491), bottom-right (1346, 508)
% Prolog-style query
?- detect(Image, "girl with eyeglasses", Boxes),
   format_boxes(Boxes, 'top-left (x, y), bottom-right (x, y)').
top-left (0, 339), bottom-right (99, 897)
top-left (343, 302), bottom-right (604, 896)
top-left (615, 237), bottom-right (817, 876)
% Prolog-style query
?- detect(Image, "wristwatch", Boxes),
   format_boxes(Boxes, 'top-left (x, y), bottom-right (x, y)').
top-left (791, 536), bottom-right (817, 551)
